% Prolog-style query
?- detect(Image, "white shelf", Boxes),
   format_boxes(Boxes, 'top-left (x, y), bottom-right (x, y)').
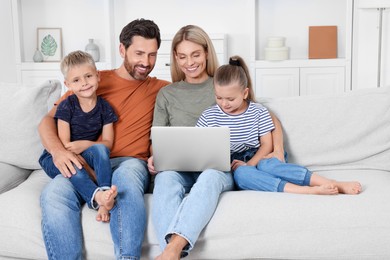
top-left (254, 58), bottom-right (349, 68)
top-left (20, 62), bottom-right (111, 71)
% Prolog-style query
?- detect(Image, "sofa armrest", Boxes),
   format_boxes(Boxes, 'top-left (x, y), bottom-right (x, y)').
top-left (0, 162), bottom-right (32, 194)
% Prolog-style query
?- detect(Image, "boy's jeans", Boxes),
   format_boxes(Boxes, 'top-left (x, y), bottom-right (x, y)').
top-left (41, 156), bottom-right (149, 260)
top-left (39, 144), bottom-right (112, 208)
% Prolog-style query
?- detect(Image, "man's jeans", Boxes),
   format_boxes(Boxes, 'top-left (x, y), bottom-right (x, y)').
top-left (39, 144), bottom-right (112, 208)
top-left (151, 169), bottom-right (233, 257)
top-left (40, 156), bottom-right (149, 260)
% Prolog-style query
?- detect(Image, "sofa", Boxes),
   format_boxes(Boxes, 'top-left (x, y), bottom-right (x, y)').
top-left (0, 79), bottom-right (390, 260)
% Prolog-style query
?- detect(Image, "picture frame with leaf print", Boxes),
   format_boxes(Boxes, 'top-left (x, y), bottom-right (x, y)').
top-left (37, 28), bottom-right (63, 62)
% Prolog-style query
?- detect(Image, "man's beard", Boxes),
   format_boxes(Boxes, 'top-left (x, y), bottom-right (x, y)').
top-left (124, 54), bottom-right (152, 81)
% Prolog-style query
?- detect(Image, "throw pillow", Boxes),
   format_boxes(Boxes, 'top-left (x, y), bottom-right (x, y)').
top-left (0, 80), bottom-right (62, 169)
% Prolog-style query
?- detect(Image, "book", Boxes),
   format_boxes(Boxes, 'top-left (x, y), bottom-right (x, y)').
top-left (309, 26), bottom-right (337, 59)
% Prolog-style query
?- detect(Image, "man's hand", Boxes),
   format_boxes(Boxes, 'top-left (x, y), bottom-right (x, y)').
top-left (51, 149), bottom-right (83, 178)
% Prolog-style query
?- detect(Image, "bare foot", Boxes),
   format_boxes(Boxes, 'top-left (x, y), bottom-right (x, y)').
top-left (96, 206), bottom-right (110, 222)
top-left (333, 181), bottom-right (362, 194)
top-left (95, 185), bottom-right (118, 211)
top-left (154, 250), bottom-right (179, 260)
top-left (155, 234), bottom-right (187, 260)
top-left (311, 184), bottom-right (339, 195)
top-left (284, 182), bottom-right (338, 195)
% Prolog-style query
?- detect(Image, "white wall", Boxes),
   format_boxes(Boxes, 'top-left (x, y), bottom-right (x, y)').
top-left (1, 0), bottom-right (253, 85)
top-left (0, 0), bottom-right (17, 83)
top-left (111, 0), bottom-right (253, 67)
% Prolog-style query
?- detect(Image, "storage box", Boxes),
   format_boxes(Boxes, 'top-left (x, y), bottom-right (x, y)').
top-left (309, 26), bottom-right (337, 59)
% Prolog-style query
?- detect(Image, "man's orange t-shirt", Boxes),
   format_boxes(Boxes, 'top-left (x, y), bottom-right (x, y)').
top-left (56, 70), bottom-right (169, 161)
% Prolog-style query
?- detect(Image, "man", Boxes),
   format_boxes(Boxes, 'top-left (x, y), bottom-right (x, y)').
top-left (39, 19), bottom-right (169, 259)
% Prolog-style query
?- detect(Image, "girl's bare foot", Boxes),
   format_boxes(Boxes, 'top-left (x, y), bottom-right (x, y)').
top-left (96, 206), bottom-right (110, 222)
top-left (284, 182), bottom-right (338, 195)
top-left (312, 184), bottom-right (339, 195)
top-left (333, 181), bottom-right (362, 194)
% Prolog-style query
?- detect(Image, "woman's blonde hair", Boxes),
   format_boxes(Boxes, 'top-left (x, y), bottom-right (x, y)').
top-left (170, 25), bottom-right (219, 82)
top-left (214, 55), bottom-right (256, 102)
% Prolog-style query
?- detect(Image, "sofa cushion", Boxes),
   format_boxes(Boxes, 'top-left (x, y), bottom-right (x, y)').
top-left (0, 162), bottom-right (31, 194)
top-left (0, 80), bottom-right (62, 169)
top-left (258, 87), bottom-right (390, 172)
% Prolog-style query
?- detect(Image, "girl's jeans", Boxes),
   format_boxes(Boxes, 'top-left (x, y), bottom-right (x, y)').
top-left (152, 169), bottom-right (234, 257)
top-left (41, 156), bottom-right (149, 260)
top-left (232, 148), bottom-right (312, 192)
top-left (39, 144), bottom-right (112, 208)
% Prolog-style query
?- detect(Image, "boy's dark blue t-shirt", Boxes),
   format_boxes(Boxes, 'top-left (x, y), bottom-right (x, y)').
top-left (55, 94), bottom-right (118, 141)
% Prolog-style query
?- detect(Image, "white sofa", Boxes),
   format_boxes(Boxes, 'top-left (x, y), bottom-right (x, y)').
top-left (0, 79), bottom-right (390, 260)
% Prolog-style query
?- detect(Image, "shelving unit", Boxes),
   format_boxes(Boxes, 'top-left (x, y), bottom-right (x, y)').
top-left (10, 0), bottom-right (227, 87)
top-left (11, 0), bottom-right (113, 90)
top-left (9, 0), bottom-right (387, 97)
top-left (250, 0), bottom-right (353, 97)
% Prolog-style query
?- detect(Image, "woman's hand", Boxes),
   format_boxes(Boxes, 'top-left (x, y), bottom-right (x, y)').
top-left (147, 156), bottom-right (158, 175)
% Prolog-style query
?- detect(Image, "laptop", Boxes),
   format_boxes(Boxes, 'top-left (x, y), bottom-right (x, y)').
top-left (151, 126), bottom-right (231, 172)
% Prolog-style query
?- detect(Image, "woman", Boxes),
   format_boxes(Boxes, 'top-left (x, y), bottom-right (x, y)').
top-left (148, 25), bottom-right (283, 259)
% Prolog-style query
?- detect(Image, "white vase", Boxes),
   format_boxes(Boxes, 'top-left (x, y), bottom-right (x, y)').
top-left (85, 39), bottom-right (100, 62)
top-left (33, 49), bottom-right (43, 62)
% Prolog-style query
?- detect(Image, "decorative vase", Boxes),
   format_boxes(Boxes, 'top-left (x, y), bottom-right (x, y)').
top-left (33, 49), bottom-right (44, 62)
top-left (85, 39), bottom-right (100, 62)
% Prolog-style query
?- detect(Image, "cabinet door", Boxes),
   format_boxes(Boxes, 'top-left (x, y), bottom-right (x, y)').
top-left (255, 68), bottom-right (299, 98)
top-left (300, 67), bottom-right (345, 96)
top-left (21, 70), bottom-right (65, 93)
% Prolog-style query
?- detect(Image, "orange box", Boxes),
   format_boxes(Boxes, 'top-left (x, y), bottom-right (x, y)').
top-left (309, 26), bottom-right (337, 59)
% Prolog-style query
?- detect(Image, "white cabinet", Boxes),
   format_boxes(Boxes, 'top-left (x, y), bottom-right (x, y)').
top-left (300, 67), bottom-right (345, 96)
top-left (351, 0), bottom-right (390, 90)
top-left (255, 60), bottom-right (346, 98)
top-left (255, 68), bottom-right (299, 97)
top-left (20, 62), bottom-right (111, 94)
top-left (250, 0), bottom-right (352, 97)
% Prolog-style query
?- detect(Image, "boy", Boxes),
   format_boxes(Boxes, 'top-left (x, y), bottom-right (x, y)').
top-left (39, 50), bottom-right (118, 222)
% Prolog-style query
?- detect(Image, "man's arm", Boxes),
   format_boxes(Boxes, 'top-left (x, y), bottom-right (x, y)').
top-left (38, 106), bottom-right (82, 177)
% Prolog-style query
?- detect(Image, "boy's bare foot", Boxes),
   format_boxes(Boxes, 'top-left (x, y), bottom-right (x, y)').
top-left (333, 181), bottom-right (362, 194)
top-left (96, 206), bottom-right (110, 222)
top-left (95, 185), bottom-right (118, 211)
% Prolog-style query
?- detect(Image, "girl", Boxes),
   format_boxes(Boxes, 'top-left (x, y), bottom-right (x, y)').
top-left (197, 55), bottom-right (362, 195)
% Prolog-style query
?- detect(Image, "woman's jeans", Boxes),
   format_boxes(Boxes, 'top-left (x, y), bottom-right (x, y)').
top-left (152, 169), bottom-right (234, 257)
top-left (232, 149), bottom-right (312, 192)
top-left (40, 156), bottom-right (149, 260)
top-left (39, 144), bottom-right (112, 208)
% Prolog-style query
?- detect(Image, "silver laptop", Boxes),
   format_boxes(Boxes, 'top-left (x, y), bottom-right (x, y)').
top-left (151, 126), bottom-right (231, 172)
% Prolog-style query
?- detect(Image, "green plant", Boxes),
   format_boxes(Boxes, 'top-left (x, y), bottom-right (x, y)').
top-left (41, 34), bottom-right (57, 56)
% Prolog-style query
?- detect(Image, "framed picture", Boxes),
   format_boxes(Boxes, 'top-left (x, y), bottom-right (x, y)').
top-left (37, 28), bottom-right (63, 62)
